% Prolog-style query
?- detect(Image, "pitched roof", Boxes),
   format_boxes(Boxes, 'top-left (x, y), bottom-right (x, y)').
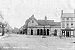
top-left (52, 22), bottom-right (61, 26)
top-left (38, 20), bottom-right (54, 26)
top-left (24, 14), bottom-right (38, 28)
top-left (62, 13), bottom-right (75, 17)
top-left (22, 15), bottom-right (61, 29)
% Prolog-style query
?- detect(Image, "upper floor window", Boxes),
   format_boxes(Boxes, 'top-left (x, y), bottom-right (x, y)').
top-left (67, 24), bottom-right (69, 26)
top-left (66, 23), bottom-right (69, 28)
top-left (71, 23), bottom-right (73, 25)
top-left (71, 23), bottom-right (73, 28)
top-left (71, 18), bottom-right (73, 21)
top-left (67, 18), bottom-right (69, 20)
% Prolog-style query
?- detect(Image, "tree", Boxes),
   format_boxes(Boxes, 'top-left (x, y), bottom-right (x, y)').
top-left (54, 29), bottom-right (57, 36)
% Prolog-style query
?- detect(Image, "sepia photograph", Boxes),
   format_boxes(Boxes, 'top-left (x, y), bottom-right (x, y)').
top-left (0, 0), bottom-right (75, 50)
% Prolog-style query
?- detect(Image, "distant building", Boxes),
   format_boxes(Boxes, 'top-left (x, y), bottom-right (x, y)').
top-left (61, 10), bottom-right (75, 37)
top-left (0, 13), bottom-right (6, 36)
top-left (4, 22), bottom-right (13, 33)
top-left (22, 15), bottom-right (61, 36)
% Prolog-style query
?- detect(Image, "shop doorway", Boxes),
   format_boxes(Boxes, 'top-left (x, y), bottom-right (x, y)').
top-left (66, 31), bottom-right (69, 37)
top-left (62, 31), bottom-right (65, 37)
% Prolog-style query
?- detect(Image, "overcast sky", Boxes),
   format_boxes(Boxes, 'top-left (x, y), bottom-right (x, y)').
top-left (0, 0), bottom-right (75, 28)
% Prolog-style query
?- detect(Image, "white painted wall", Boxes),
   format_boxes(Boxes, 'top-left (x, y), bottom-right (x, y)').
top-left (61, 17), bottom-right (75, 29)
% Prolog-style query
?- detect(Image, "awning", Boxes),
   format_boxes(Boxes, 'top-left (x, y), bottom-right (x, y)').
top-left (61, 29), bottom-right (74, 31)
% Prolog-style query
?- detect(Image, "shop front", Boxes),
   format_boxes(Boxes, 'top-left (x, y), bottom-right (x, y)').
top-left (61, 29), bottom-right (74, 37)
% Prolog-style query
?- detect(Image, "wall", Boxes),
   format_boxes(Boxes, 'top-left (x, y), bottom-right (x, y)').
top-left (28, 19), bottom-right (38, 26)
top-left (51, 26), bottom-right (61, 36)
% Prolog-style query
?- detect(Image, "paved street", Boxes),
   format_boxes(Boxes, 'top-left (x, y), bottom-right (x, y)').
top-left (0, 34), bottom-right (75, 50)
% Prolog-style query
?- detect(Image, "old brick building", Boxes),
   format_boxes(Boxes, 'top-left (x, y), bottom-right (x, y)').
top-left (21, 15), bottom-right (61, 36)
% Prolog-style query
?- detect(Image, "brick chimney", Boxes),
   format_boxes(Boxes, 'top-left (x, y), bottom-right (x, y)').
top-left (61, 10), bottom-right (63, 15)
top-left (45, 16), bottom-right (47, 20)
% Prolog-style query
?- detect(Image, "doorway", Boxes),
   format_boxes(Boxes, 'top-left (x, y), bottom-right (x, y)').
top-left (40, 29), bottom-right (43, 35)
top-left (66, 31), bottom-right (69, 37)
top-left (54, 29), bottom-right (57, 36)
top-left (47, 29), bottom-right (49, 35)
top-left (37, 29), bottom-right (39, 35)
top-left (31, 29), bottom-right (33, 35)
top-left (43, 29), bottom-right (46, 35)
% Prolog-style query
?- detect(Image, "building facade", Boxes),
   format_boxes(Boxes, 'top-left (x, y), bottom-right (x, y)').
top-left (22, 15), bottom-right (61, 36)
top-left (20, 10), bottom-right (75, 37)
top-left (61, 10), bottom-right (75, 37)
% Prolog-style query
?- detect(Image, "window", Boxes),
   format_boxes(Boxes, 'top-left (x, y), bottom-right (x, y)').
top-left (67, 24), bottom-right (69, 26)
top-left (62, 22), bottom-right (65, 28)
top-left (71, 23), bottom-right (73, 25)
top-left (71, 23), bottom-right (73, 28)
top-left (66, 23), bottom-right (69, 28)
top-left (32, 20), bottom-right (34, 23)
top-left (67, 18), bottom-right (69, 20)
top-left (71, 18), bottom-right (73, 21)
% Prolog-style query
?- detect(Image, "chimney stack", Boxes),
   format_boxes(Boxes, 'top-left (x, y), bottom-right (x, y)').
top-left (45, 16), bottom-right (47, 20)
top-left (61, 10), bottom-right (63, 15)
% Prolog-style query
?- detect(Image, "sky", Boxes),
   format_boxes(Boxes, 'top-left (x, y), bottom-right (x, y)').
top-left (0, 0), bottom-right (75, 28)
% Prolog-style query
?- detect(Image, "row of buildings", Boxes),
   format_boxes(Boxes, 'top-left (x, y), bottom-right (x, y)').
top-left (20, 10), bottom-right (75, 37)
